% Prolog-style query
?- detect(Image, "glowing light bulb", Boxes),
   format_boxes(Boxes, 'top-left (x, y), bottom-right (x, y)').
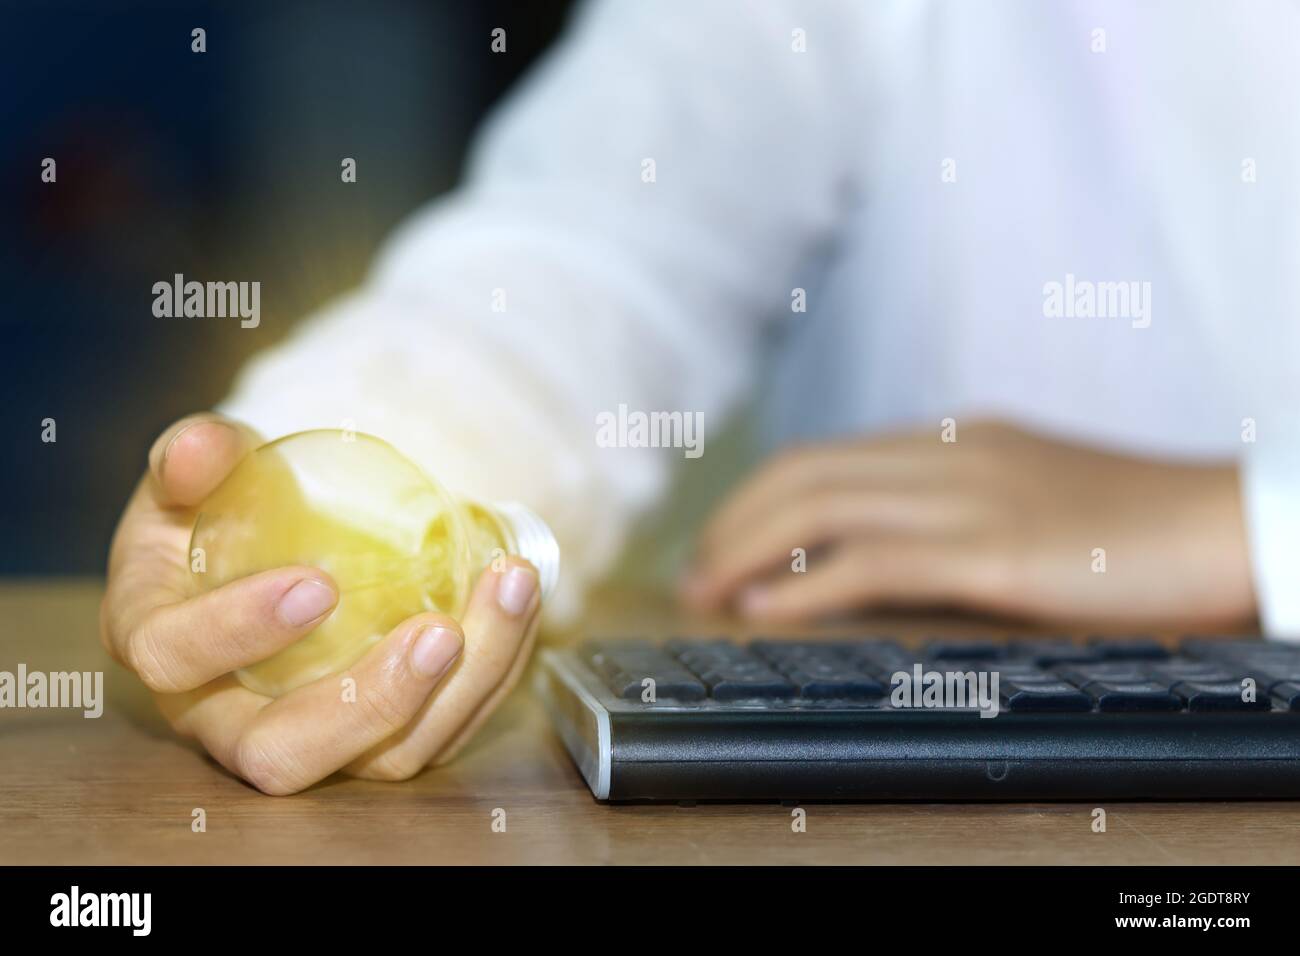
top-left (189, 429), bottom-right (559, 697)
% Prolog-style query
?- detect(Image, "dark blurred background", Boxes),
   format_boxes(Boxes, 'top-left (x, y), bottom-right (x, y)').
top-left (1, 0), bottom-right (575, 574)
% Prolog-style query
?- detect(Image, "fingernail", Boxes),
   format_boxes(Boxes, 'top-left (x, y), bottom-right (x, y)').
top-left (276, 578), bottom-right (337, 627)
top-left (497, 565), bottom-right (537, 617)
top-left (155, 419), bottom-right (234, 477)
top-left (410, 625), bottom-right (462, 679)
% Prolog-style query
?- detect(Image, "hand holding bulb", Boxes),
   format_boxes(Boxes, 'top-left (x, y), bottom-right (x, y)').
top-left (100, 413), bottom-right (547, 794)
top-left (189, 427), bottom-right (559, 697)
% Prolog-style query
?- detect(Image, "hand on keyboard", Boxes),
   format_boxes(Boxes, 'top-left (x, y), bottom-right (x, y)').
top-left (681, 421), bottom-right (1255, 628)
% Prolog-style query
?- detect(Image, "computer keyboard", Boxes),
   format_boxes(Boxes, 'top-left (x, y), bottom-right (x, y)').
top-left (535, 635), bottom-right (1300, 801)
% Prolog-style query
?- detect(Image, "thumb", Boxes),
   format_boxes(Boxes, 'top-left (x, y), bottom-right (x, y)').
top-left (147, 413), bottom-right (261, 508)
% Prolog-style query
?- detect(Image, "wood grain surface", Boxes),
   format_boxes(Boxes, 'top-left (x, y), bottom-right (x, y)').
top-left (1, 579), bottom-right (1297, 865)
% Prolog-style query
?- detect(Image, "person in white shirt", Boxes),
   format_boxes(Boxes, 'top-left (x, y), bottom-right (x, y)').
top-left (100, 0), bottom-right (1300, 793)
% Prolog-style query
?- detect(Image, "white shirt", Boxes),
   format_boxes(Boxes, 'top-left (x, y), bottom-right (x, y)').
top-left (222, 0), bottom-right (1300, 634)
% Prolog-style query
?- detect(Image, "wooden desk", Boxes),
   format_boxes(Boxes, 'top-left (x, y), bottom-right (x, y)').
top-left (2, 579), bottom-right (1298, 865)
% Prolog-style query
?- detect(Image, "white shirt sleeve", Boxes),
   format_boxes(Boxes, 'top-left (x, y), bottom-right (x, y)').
top-left (1241, 430), bottom-right (1300, 642)
top-left (218, 0), bottom-right (855, 622)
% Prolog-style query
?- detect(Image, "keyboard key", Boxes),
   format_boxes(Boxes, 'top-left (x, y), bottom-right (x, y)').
top-left (1232, 646), bottom-right (1300, 662)
top-left (987, 662), bottom-right (1060, 683)
top-left (1015, 640), bottom-right (1104, 666)
top-left (665, 636), bottom-right (737, 665)
top-left (698, 670), bottom-right (798, 701)
top-left (750, 639), bottom-right (811, 657)
top-left (752, 641), bottom-right (884, 700)
top-left (1190, 644), bottom-right (1300, 686)
top-left (784, 668), bottom-right (885, 700)
top-left (1182, 638), bottom-right (1280, 660)
top-left (961, 660), bottom-right (1060, 686)
top-left (583, 641), bottom-right (708, 702)
top-left (674, 652), bottom-right (771, 677)
top-left (590, 635), bottom-right (1299, 709)
top-left (1146, 660), bottom-right (1240, 684)
top-left (921, 655), bottom-right (991, 668)
top-left (1055, 662), bottom-right (1152, 687)
top-left (915, 660), bottom-right (1047, 695)
top-left (1221, 655), bottom-right (1300, 691)
top-left (750, 639), bottom-right (848, 664)
top-left (1000, 679), bottom-right (1092, 712)
top-left (1253, 664), bottom-right (1300, 690)
top-left (846, 642), bottom-right (918, 677)
top-left (592, 664), bottom-right (707, 702)
top-left (1087, 681), bottom-right (1182, 712)
top-left (1271, 682), bottom-right (1300, 711)
top-left (1087, 636), bottom-right (1169, 660)
top-left (923, 640), bottom-right (1005, 660)
top-left (1173, 680), bottom-right (1272, 712)
top-left (667, 639), bottom-right (798, 700)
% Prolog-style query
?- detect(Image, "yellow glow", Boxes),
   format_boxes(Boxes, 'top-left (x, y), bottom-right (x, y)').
top-left (190, 430), bottom-right (510, 697)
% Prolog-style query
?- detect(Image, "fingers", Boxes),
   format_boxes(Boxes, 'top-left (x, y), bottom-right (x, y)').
top-left (190, 613), bottom-right (465, 796)
top-left (695, 441), bottom-right (921, 560)
top-left (163, 563), bottom-right (536, 793)
top-left (694, 447), bottom-right (843, 559)
top-left (147, 413), bottom-right (260, 509)
top-left (102, 413), bottom-right (273, 676)
top-left (685, 488), bottom-right (968, 611)
top-left (116, 567), bottom-right (339, 693)
top-left (153, 676), bottom-right (268, 776)
top-left (156, 611), bottom-right (466, 796)
top-left (427, 599), bottom-right (542, 766)
top-left (347, 558), bottom-right (541, 781)
top-left (735, 538), bottom-right (997, 622)
top-left (154, 560), bottom-right (541, 793)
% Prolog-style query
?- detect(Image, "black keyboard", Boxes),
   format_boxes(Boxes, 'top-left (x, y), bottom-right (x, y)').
top-left (535, 635), bottom-right (1300, 801)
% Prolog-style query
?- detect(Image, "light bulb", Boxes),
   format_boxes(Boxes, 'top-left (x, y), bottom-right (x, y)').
top-left (188, 429), bottom-right (560, 697)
